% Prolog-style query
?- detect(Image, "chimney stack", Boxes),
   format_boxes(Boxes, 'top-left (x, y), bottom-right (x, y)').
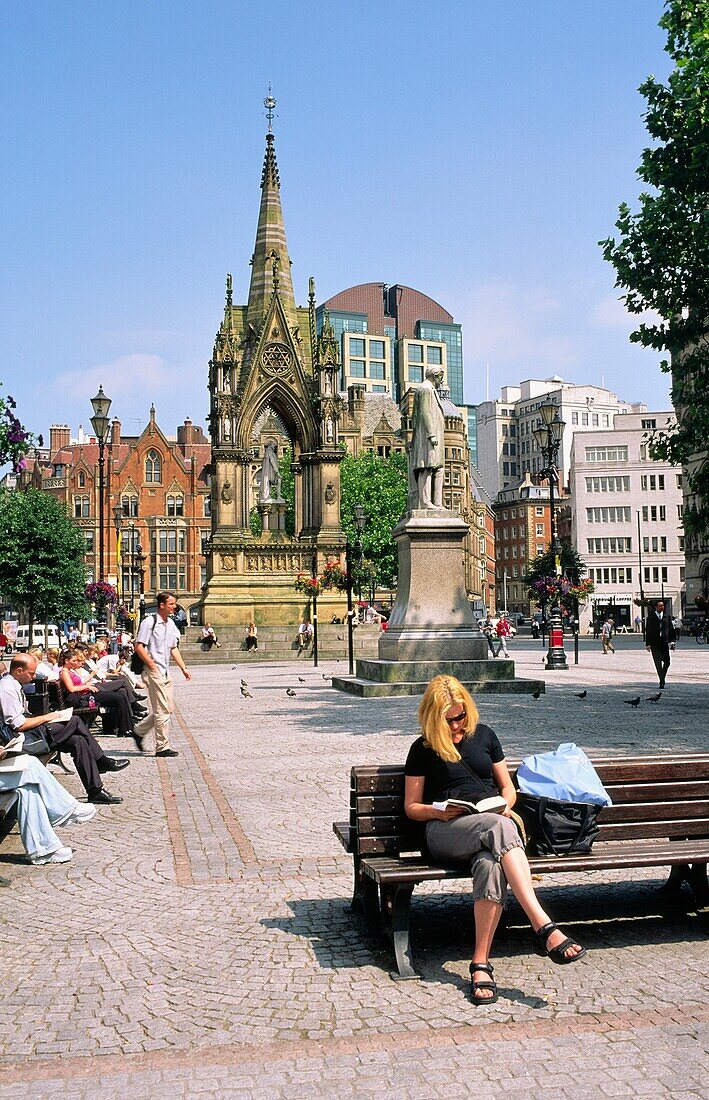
top-left (49, 424), bottom-right (71, 454)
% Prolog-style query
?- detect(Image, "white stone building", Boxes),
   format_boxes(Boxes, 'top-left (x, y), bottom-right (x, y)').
top-left (570, 411), bottom-right (685, 632)
top-left (475, 377), bottom-right (643, 498)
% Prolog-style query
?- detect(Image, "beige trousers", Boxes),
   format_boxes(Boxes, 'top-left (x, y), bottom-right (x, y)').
top-left (140, 667), bottom-right (174, 752)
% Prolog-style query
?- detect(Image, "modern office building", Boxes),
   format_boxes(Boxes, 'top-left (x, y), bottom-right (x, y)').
top-left (570, 411), bottom-right (684, 631)
top-left (317, 282), bottom-right (465, 406)
top-left (475, 377), bottom-right (643, 498)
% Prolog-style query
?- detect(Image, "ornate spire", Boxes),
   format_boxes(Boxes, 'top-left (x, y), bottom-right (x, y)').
top-left (247, 94), bottom-right (296, 331)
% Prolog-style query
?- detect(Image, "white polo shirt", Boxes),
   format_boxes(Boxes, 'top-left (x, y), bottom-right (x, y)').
top-left (136, 614), bottom-right (180, 675)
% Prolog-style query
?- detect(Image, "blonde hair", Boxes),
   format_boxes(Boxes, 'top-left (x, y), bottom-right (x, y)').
top-left (417, 675), bottom-right (479, 764)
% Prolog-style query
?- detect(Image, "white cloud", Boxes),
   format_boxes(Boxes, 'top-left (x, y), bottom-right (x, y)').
top-left (591, 293), bottom-right (660, 330)
top-left (53, 354), bottom-right (171, 402)
top-left (455, 282), bottom-right (578, 372)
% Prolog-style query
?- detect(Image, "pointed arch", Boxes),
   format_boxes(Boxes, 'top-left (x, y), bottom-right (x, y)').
top-left (236, 377), bottom-right (318, 454)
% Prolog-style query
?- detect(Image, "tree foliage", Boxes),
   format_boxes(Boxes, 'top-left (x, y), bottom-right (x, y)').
top-left (0, 489), bottom-right (89, 626)
top-left (340, 450), bottom-right (408, 590)
top-left (600, 0), bottom-right (709, 540)
top-left (523, 542), bottom-right (588, 589)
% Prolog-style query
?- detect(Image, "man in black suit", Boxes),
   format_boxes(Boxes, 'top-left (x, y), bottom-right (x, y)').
top-left (645, 600), bottom-right (677, 689)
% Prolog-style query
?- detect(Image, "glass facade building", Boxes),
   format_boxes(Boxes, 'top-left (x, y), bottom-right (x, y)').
top-left (417, 321), bottom-right (464, 406)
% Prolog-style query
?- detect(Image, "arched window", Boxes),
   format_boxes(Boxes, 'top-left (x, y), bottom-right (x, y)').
top-left (145, 449), bottom-right (162, 483)
top-left (73, 495), bottom-right (90, 518)
top-left (122, 494), bottom-right (138, 518)
top-left (166, 494), bottom-right (184, 517)
top-left (78, 471), bottom-right (85, 487)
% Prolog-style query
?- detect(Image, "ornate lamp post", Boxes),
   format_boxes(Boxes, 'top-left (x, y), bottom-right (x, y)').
top-left (137, 546), bottom-right (146, 623)
top-left (112, 502), bottom-right (122, 625)
top-left (128, 521), bottom-right (136, 615)
top-left (345, 504), bottom-right (366, 675)
top-left (533, 402), bottom-right (568, 671)
top-left (89, 385), bottom-right (112, 595)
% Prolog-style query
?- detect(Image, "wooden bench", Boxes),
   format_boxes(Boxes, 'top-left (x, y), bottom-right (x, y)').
top-left (333, 754), bottom-right (709, 978)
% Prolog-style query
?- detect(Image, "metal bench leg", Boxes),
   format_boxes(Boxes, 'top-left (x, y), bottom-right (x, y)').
top-left (659, 864), bottom-right (690, 896)
top-left (688, 863), bottom-right (709, 905)
top-left (382, 884), bottom-right (420, 980)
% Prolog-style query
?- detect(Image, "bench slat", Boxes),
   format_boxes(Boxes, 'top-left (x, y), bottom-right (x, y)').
top-left (605, 780), bottom-right (709, 802)
top-left (599, 800), bottom-right (709, 823)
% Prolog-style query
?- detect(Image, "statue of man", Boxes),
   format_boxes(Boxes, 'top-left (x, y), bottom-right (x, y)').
top-left (257, 442), bottom-right (282, 503)
top-left (410, 367), bottom-right (445, 509)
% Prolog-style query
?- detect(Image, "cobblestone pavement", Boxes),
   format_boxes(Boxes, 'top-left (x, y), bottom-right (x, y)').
top-left (0, 638), bottom-right (707, 1098)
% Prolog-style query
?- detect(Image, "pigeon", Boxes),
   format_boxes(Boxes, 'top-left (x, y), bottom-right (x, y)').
top-left (624, 697), bottom-right (641, 707)
top-left (298, 677), bottom-right (305, 683)
top-left (645, 692), bottom-right (663, 702)
top-left (574, 691), bottom-right (587, 699)
top-left (337, 634), bottom-right (343, 641)
top-left (240, 685), bottom-right (253, 698)
top-left (322, 674), bottom-right (331, 681)
top-left (532, 690), bottom-right (541, 700)
top-left (240, 679), bottom-right (248, 688)
top-left (286, 688), bottom-right (296, 697)
top-left (231, 666), bottom-right (238, 671)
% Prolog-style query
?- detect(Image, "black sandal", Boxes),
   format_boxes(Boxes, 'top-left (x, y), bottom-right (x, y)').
top-left (534, 921), bottom-right (586, 965)
top-left (469, 962), bottom-right (498, 1005)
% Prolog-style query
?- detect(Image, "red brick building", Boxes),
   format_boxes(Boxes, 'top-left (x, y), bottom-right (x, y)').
top-left (22, 406), bottom-right (211, 614)
top-left (493, 474), bottom-right (551, 616)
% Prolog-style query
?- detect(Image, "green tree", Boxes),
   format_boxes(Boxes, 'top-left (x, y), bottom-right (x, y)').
top-left (340, 450), bottom-right (408, 589)
top-left (0, 489), bottom-right (89, 628)
top-left (600, 0), bottom-right (709, 540)
top-left (523, 542), bottom-right (587, 589)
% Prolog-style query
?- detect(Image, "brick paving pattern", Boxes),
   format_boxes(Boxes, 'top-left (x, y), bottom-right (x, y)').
top-left (0, 636), bottom-right (707, 1098)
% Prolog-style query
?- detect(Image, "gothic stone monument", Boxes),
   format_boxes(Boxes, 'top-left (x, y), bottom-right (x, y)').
top-left (199, 103), bottom-right (346, 626)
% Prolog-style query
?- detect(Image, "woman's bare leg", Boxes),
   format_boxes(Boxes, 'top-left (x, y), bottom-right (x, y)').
top-left (471, 898), bottom-right (504, 1000)
top-left (501, 847), bottom-right (583, 959)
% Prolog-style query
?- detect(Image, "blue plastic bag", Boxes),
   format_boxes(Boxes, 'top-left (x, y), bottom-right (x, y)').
top-left (516, 743), bottom-right (612, 807)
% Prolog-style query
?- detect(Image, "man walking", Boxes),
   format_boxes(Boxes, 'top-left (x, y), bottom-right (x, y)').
top-left (133, 591), bottom-right (191, 758)
top-left (601, 616), bottom-right (615, 654)
top-left (645, 599), bottom-right (676, 689)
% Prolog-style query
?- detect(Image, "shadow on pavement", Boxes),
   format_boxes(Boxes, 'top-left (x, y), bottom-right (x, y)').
top-left (263, 878), bottom-right (707, 984)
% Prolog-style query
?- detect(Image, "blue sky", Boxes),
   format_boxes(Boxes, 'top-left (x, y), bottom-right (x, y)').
top-left (1, 0), bottom-right (671, 442)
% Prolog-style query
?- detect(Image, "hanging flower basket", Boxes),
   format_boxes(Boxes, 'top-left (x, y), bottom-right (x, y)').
top-left (321, 561), bottom-right (348, 592)
top-left (85, 580), bottom-right (118, 608)
top-left (294, 573), bottom-right (322, 597)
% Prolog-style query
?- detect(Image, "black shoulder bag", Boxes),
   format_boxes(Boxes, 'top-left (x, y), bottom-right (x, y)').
top-left (130, 616), bottom-right (158, 675)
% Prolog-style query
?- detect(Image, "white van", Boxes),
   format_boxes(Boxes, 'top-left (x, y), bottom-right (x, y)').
top-left (13, 624), bottom-right (62, 652)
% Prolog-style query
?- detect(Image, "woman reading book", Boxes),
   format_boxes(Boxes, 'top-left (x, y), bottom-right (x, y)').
top-left (404, 674), bottom-right (585, 1005)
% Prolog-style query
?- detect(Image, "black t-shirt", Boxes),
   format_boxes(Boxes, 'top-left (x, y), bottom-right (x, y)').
top-left (404, 723), bottom-right (505, 804)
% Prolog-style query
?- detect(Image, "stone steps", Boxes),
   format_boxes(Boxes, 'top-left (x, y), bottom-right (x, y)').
top-left (179, 625), bottom-right (380, 664)
top-left (332, 655), bottom-right (545, 697)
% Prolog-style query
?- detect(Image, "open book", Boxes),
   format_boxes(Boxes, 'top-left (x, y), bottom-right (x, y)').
top-left (432, 795), bottom-right (508, 815)
top-left (3, 733), bottom-right (24, 753)
top-left (47, 708), bottom-right (73, 724)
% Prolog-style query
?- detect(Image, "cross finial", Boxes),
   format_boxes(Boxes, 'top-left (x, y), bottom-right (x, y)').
top-left (264, 85), bottom-right (277, 133)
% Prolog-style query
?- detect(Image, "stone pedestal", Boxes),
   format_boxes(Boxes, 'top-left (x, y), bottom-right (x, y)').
top-left (333, 509), bottom-right (544, 697)
top-left (378, 511), bottom-right (484, 662)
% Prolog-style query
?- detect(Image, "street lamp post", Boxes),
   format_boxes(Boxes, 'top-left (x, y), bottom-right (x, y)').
top-left (344, 505), bottom-right (366, 676)
top-left (128, 522), bottom-right (136, 615)
top-left (89, 386), bottom-right (112, 608)
top-left (137, 546), bottom-right (146, 623)
top-left (311, 547), bottom-right (319, 669)
top-left (533, 402), bottom-right (568, 671)
top-left (112, 502), bottom-right (122, 626)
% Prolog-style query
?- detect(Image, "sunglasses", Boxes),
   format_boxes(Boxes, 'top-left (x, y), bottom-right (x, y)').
top-left (445, 711), bottom-right (466, 726)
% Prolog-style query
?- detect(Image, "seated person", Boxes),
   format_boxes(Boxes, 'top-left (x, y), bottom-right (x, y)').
top-left (201, 623), bottom-right (221, 650)
top-left (0, 654), bottom-right (127, 805)
top-left (74, 644), bottom-right (147, 719)
top-left (404, 674), bottom-right (585, 1005)
top-left (59, 649), bottom-right (143, 736)
top-left (245, 623), bottom-right (258, 651)
top-left (35, 647), bottom-right (61, 681)
top-left (297, 619), bottom-right (314, 651)
top-left (0, 739), bottom-right (95, 864)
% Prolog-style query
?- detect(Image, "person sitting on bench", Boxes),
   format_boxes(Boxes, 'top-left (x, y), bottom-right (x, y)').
top-left (0, 742), bottom-right (96, 865)
top-left (245, 623), bottom-right (258, 651)
top-left (0, 654), bottom-right (127, 805)
top-left (404, 674), bottom-right (585, 1005)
